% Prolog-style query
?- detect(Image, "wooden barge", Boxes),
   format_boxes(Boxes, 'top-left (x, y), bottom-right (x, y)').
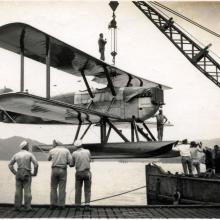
top-left (146, 164), bottom-right (220, 205)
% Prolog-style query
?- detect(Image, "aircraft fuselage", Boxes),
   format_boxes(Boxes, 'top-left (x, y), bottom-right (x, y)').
top-left (0, 86), bottom-right (164, 124)
top-left (53, 86), bottom-right (164, 123)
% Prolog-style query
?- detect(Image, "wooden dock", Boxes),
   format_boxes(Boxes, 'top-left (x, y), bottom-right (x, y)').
top-left (0, 204), bottom-right (220, 218)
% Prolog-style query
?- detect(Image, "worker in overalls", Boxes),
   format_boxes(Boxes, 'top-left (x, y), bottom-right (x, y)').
top-left (155, 109), bottom-right (168, 141)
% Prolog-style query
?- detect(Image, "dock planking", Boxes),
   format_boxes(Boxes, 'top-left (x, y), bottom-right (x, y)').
top-left (171, 207), bottom-right (191, 218)
top-left (0, 204), bottom-right (220, 218)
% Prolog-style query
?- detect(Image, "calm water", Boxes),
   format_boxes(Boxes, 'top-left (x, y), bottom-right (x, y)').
top-left (0, 160), bottom-right (205, 205)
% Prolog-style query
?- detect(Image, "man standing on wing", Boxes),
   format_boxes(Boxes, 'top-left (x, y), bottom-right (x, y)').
top-left (98, 33), bottom-right (107, 61)
top-left (72, 139), bottom-right (91, 210)
top-left (8, 140), bottom-right (38, 211)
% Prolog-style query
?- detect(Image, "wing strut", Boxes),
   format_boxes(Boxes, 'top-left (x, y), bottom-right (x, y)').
top-left (20, 28), bottom-right (25, 92)
top-left (143, 122), bottom-right (157, 141)
top-left (132, 116), bottom-right (140, 142)
top-left (131, 122), bottom-right (135, 142)
top-left (74, 112), bottom-right (82, 142)
top-left (100, 118), bottom-right (107, 144)
top-left (46, 36), bottom-right (51, 99)
top-left (137, 125), bottom-right (152, 141)
top-left (106, 97), bottom-right (115, 112)
top-left (105, 118), bottom-right (129, 142)
top-left (80, 123), bottom-right (92, 140)
top-left (104, 66), bottom-right (116, 96)
top-left (126, 74), bottom-right (133, 87)
top-left (105, 126), bottom-right (112, 143)
top-left (74, 121), bottom-right (82, 142)
top-left (81, 62), bottom-right (94, 99)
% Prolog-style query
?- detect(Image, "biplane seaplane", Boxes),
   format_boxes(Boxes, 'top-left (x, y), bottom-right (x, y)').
top-left (0, 23), bottom-right (178, 159)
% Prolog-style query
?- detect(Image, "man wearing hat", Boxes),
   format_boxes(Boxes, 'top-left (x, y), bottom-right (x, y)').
top-left (155, 109), bottom-right (168, 141)
top-left (8, 140), bottom-right (39, 211)
top-left (72, 139), bottom-right (91, 209)
top-left (174, 139), bottom-right (192, 175)
top-left (190, 141), bottom-right (203, 175)
top-left (48, 140), bottom-right (73, 210)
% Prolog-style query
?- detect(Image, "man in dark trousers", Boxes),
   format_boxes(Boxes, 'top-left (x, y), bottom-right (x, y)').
top-left (203, 146), bottom-right (214, 174)
top-left (155, 109), bottom-right (168, 141)
top-left (98, 33), bottom-right (107, 61)
top-left (214, 145), bottom-right (220, 174)
top-left (48, 140), bottom-right (73, 210)
top-left (8, 140), bottom-right (38, 211)
top-left (72, 139), bottom-right (91, 210)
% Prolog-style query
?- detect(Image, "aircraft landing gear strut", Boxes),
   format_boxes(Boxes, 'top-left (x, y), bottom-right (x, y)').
top-left (72, 117), bottom-right (157, 145)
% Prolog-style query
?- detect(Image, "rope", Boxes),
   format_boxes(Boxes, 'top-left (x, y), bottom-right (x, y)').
top-left (83, 185), bottom-right (146, 204)
top-left (68, 184), bottom-right (146, 204)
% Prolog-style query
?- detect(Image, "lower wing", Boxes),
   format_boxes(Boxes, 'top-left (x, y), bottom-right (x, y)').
top-left (0, 92), bottom-right (121, 124)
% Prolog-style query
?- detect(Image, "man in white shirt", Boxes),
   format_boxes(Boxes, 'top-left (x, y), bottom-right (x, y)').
top-left (190, 141), bottom-right (203, 175)
top-left (72, 139), bottom-right (91, 209)
top-left (48, 140), bottom-right (73, 210)
top-left (8, 140), bottom-right (38, 211)
top-left (174, 139), bottom-right (192, 175)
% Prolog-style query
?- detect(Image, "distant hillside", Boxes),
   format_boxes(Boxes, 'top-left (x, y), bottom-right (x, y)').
top-left (0, 136), bottom-right (46, 161)
top-left (198, 138), bottom-right (220, 147)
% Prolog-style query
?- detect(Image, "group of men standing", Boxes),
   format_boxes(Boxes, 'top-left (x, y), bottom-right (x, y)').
top-left (175, 139), bottom-right (220, 176)
top-left (8, 139), bottom-right (91, 211)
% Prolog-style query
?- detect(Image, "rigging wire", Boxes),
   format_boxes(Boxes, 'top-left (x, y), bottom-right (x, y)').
top-left (151, 1), bottom-right (220, 39)
top-left (148, 2), bottom-right (205, 47)
top-left (149, 1), bottom-right (220, 60)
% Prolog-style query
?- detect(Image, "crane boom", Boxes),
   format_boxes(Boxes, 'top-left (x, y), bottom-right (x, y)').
top-left (133, 1), bottom-right (220, 88)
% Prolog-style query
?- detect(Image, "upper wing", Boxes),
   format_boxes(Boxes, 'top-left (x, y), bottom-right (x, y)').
top-left (0, 92), bottom-right (122, 124)
top-left (0, 22), bottom-right (171, 90)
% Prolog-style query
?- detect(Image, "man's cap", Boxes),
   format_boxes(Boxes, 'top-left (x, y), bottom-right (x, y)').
top-left (53, 140), bottom-right (62, 146)
top-left (19, 140), bottom-right (28, 150)
top-left (74, 139), bottom-right (82, 147)
top-left (190, 141), bottom-right (197, 147)
top-left (182, 139), bottom-right (188, 144)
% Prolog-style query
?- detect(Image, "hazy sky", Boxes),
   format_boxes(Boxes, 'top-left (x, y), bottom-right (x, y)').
top-left (0, 1), bottom-right (219, 144)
